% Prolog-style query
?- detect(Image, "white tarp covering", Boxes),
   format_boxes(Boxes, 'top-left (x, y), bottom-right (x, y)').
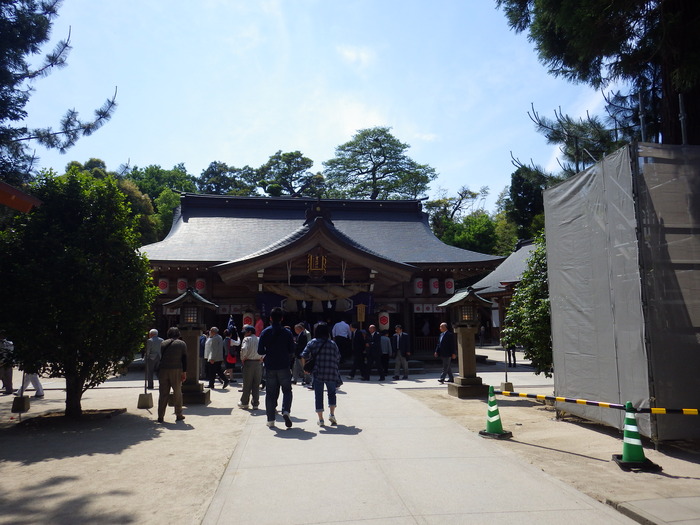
top-left (544, 143), bottom-right (700, 441)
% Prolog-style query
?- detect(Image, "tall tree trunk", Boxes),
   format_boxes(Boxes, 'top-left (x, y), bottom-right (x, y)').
top-left (660, 0), bottom-right (700, 145)
top-left (64, 373), bottom-right (84, 419)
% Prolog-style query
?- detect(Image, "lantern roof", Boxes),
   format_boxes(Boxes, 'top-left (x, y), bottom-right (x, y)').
top-left (162, 287), bottom-right (219, 310)
top-left (438, 287), bottom-right (491, 308)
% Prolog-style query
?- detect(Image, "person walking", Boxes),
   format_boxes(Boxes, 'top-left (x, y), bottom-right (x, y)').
top-left (367, 325), bottom-right (385, 381)
top-left (223, 328), bottom-right (240, 384)
top-left (292, 323), bottom-right (310, 386)
top-left (257, 307), bottom-right (295, 428)
top-left (434, 322), bottom-right (456, 383)
top-left (15, 370), bottom-right (44, 397)
top-left (145, 329), bottom-right (162, 390)
top-left (392, 324), bottom-right (411, 380)
top-left (347, 322), bottom-right (369, 380)
top-left (506, 344), bottom-right (517, 367)
top-left (331, 316), bottom-right (351, 361)
top-left (157, 326), bottom-right (188, 423)
top-left (380, 330), bottom-right (392, 379)
top-left (237, 325), bottom-right (262, 410)
top-left (301, 323), bottom-right (341, 427)
top-left (0, 330), bottom-right (14, 395)
top-left (204, 327), bottom-right (228, 389)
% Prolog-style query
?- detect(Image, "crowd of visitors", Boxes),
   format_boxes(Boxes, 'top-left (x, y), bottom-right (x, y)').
top-left (0, 311), bottom-right (459, 427)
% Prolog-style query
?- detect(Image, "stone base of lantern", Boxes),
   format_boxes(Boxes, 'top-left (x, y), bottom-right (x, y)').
top-left (448, 376), bottom-right (490, 399)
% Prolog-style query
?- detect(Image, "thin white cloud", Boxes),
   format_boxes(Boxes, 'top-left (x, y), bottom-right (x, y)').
top-left (336, 45), bottom-right (376, 69)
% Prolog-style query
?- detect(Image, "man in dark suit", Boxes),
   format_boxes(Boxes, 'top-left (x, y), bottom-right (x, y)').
top-left (434, 322), bottom-right (456, 383)
top-left (347, 322), bottom-right (369, 380)
top-left (367, 325), bottom-right (385, 381)
top-left (392, 324), bottom-right (411, 380)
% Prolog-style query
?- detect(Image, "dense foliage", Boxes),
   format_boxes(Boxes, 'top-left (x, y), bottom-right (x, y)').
top-left (323, 127), bottom-right (436, 200)
top-left (500, 235), bottom-right (552, 376)
top-left (496, 0), bottom-right (700, 145)
top-left (0, 170), bottom-right (158, 417)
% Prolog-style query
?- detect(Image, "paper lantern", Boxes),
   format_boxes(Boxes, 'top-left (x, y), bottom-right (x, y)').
top-left (195, 277), bottom-right (206, 294)
top-left (444, 278), bottom-right (455, 295)
top-left (378, 311), bottom-right (390, 331)
top-left (413, 277), bottom-right (424, 295)
top-left (242, 311), bottom-right (254, 327)
top-left (177, 278), bottom-right (188, 293)
top-left (429, 278), bottom-right (439, 294)
top-left (158, 278), bottom-right (169, 294)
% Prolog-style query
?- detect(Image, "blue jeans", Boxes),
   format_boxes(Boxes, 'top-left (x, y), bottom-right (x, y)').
top-left (313, 378), bottom-right (337, 412)
top-left (265, 368), bottom-right (293, 422)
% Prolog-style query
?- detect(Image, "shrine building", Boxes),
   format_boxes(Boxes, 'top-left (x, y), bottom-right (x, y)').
top-left (140, 194), bottom-right (503, 358)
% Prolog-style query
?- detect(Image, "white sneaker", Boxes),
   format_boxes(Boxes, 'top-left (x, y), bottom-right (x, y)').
top-left (237, 402), bottom-right (249, 409)
top-left (266, 420), bottom-right (275, 428)
top-left (317, 419), bottom-right (325, 427)
top-left (329, 415), bottom-right (337, 426)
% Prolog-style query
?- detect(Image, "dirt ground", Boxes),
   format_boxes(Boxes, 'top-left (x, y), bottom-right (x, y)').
top-left (2, 372), bottom-right (700, 524)
top-left (404, 387), bottom-right (700, 509)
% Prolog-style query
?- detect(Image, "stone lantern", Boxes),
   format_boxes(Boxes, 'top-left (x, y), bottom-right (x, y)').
top-left (163, 287), bottom-right (218, 404)
top-left (439, 288), bottom-right (491, 398)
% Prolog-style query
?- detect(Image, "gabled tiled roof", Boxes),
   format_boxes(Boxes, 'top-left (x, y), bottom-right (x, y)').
top-left (140, 195), bottom-right (504, 267)
top-left (470, 239), bottom-right (536, 295)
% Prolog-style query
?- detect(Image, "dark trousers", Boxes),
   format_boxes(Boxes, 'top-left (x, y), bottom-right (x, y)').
top-left (206, 360), bottom-right (227, 387)
top-left (381, 354), bottom-right (390, 376)
top-left (439, 356), bottom-right (454, 381)
top-left (334, 336), bottom-right (351, 361)
top-left (145, 358), bottom-right (159, 389)
top-left (368, 350), bottom-right (384, 379)
top-left (349, 352), bottom-right (368, 379)
top-left (265, 368), bottom-right (293, 422)
top-left (506, 347), bottom-right (517, 367)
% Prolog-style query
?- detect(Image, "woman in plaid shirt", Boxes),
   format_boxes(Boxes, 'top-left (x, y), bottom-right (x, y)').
top-left (301, 323), bottom-right (341, 427)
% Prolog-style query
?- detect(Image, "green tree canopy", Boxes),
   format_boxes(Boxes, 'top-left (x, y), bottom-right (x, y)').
top-left (257, 150), bottom-right (324, 197)
top-left (502, 165), bottom-right (549, 239)
top-left (323, 127), bottom-right (437, 200)
top-left (0, 169), bottom-right (157, 417)
top-left (500, 234), bottom-right (551, 376)
top-left (126, 163), bottom-right (196, 199)
top-left (195, 161), bottom-right (258, 196)
top-left (496, 0), bottom-right (700, 145)
top-left (441, 211), bottom-right (497, 255)
top-left (0, 0), bottom-right (116, 187)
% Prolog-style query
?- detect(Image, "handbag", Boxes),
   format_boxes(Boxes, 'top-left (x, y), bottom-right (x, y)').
top-left (303, 355), bottom-right (315, 373)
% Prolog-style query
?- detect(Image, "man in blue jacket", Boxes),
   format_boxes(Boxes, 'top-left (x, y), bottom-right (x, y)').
top-left (258, 307), bottom-right (295, 428)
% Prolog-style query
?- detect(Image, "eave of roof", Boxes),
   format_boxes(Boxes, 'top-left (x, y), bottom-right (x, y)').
top-left (141, 195), bottom-right (505, 267)
top-left (471, 240), bottom-right (536, 295)
top-left (213, 216), bottom-right (417, 283)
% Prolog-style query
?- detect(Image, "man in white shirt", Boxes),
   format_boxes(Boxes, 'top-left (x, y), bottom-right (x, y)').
top-left (331, 317), bottom-right (351, 361)
top-left (145, 329), bottom-right (163, 390)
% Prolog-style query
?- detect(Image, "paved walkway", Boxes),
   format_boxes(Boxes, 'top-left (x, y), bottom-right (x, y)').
top-left (202, 376), bottom-right (634, 525)
top-left (4, 348), bottom-right (699, 524)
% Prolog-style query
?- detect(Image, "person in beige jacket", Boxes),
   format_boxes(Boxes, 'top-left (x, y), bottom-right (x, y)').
top-left (237, 326), bottom-right (262, 410)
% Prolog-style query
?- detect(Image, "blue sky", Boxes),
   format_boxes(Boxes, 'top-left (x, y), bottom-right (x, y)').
top-left (25, 0), bottom-right (606, 212)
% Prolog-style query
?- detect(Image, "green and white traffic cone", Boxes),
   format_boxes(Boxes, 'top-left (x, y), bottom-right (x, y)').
top-left (612, 402), bottom-right (661, 472)
top-left (479, 385), bottom-right (512, 439)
